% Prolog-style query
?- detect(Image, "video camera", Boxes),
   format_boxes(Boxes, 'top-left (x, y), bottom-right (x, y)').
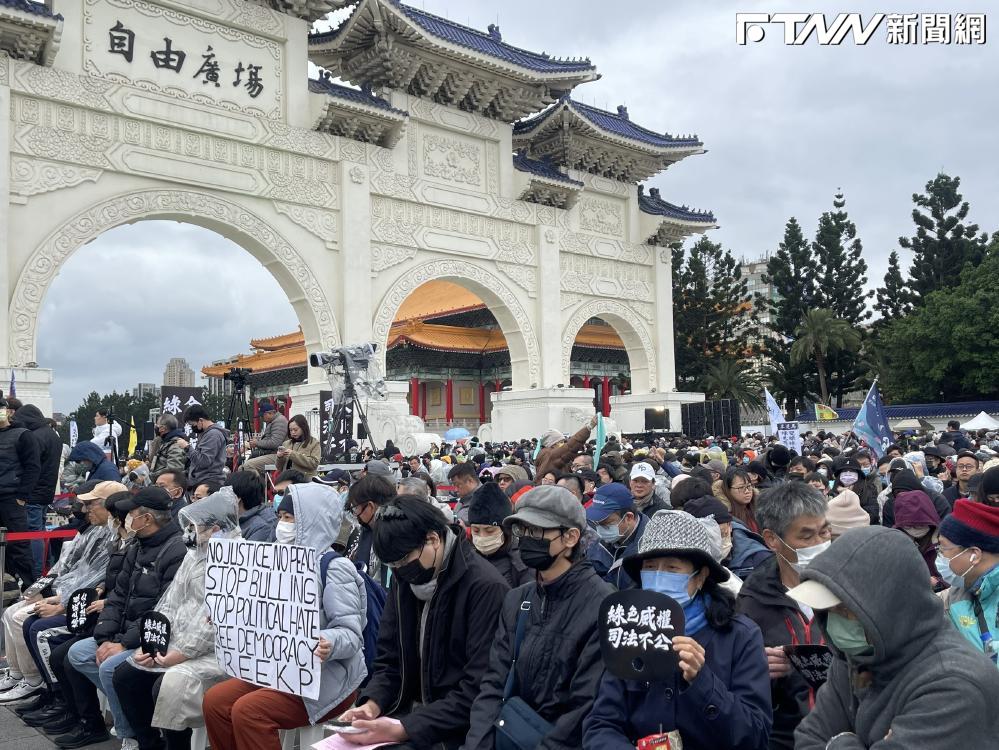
top-left (223, 367), bottom-right (252, 385)
top-left (309, 343), bottom-right (377, 370)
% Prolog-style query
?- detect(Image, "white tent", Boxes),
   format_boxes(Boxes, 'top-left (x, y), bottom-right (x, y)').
top-left (962, 411), bottom-right (999, 430)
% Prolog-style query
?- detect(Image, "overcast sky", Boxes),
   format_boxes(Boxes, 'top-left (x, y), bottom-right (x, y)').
top-left (38, 0), bottom-right (998, 411)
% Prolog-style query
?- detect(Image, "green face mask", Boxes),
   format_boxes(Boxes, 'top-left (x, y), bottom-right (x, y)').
top-left (825, 612), bottom-right (873, 658)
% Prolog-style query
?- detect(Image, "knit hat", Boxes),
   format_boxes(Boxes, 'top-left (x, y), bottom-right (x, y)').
top-left (939, 499), bottom-right (999, 553)
top-left (468, 482), bottom-right (513, 526)
top-left (769, 445), bottom-right (791, 468)
top-left (503, 485), bottom-right (586, 532)
top-left (541, 429), bottom-right (565, 449)
top-left (707, 459), bottom-right (726, 476)
top-left (683, 495), bottom-right (733, 525)
top-left (981, 466), bottom-right (999, 498)
top-left (624, 510), bottom-right (729, 584)
top-left (825, 489), bottom-right (870, 536)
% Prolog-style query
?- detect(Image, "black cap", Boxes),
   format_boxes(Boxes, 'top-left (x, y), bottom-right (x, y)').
top-left (117, 486), bottom-right (174, 513)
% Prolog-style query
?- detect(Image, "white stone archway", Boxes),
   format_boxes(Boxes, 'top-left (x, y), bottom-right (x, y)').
top-left (372, 259), bottom-right (542, 390)
top-left (9, 188), bottom-right (340, 366)
top-left (562, 299), bottom-right (656, 395)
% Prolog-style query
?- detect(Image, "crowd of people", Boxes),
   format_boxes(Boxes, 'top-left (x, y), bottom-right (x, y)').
top-left (3, 396), bottom-right (999, 749)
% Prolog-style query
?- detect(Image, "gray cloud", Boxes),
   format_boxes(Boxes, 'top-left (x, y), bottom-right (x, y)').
top-left (38, 1), bottom-right (998, 410)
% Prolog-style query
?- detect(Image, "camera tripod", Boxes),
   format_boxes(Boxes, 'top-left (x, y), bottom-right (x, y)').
top-left (324, 372), bottom-right (375, 463)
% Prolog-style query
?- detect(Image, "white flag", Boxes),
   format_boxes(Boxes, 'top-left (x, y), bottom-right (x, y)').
top-left (764, 388), bottom-right (784, 434)
top-left (69, 419), bottom-right (78, 448)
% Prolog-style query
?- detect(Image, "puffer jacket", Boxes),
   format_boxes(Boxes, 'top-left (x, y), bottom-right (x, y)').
top-left (93, 521), bottom-right (187, 648)
top-left (102, 535), bottom-right (132, 597)
top-left (795, 526), bottom-right (999, 749)
top-left (239, 503), bottom-right (276, 542)
top-left (13, 405), bottom-right (62, 505)
top-left (284, 482), bottom-right (368, 723)
top-left (463, 562), bottom-right (613, 750)
top-left (149, 429), bottom-right (189, 479)
top-left (944, 564), bottom-right (999, 665)
top-left (359, 528), bottom-right (509, 748)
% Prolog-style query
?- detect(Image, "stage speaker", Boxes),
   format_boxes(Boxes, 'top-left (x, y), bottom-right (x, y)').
top-left (681, 402), bottom-right (706, 438)
top-left (142, 421), bottom-right (155, 442)
top-left (644, 408), bottom-right (669, 431)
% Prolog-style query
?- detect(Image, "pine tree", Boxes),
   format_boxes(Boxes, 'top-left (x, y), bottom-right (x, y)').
top-left (900, 173), bottom-right (988, 303)
top-left (874, 250), bottom-right (911, 324)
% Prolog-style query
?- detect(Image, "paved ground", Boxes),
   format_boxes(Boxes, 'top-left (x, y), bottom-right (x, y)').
top-left (0, 705), bottom-right (119, 750)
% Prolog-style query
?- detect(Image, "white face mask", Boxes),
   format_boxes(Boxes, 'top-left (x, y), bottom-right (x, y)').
top-left (839, 471), bottom-right (859, 486)
top-left (720, 537), bottom-right (733, 560)
top-left (903, 526), bottom-right (931, 539)
top-left (274, 521), bottom-right (296, 544)
top-left (472, 533), bottom-right (504, 555)
top-left (779, 537), bottom-right (831, 574)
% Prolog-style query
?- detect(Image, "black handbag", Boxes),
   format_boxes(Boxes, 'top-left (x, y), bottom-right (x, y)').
top-left (494, 599), bottom-right (554, 750)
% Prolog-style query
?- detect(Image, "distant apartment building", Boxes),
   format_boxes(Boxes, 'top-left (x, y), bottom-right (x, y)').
top-left (132, 382), bottom-right (160, 400)
top-left (163, 357), bottom-right (195, 387)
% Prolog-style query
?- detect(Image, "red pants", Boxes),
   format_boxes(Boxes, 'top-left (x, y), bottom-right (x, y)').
top-left (203, 678), bottom-right (357, 750)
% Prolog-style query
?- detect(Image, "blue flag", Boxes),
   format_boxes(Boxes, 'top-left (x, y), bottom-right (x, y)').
top-left (851, 382), bottom-right (893, 458)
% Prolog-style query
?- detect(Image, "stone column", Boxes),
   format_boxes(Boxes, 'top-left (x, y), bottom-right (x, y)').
top-left (601, 376), bottom-right (611, 417)
top-left (653, 248), bottom-right (678, 392)
top-left (535, 224), bottom-right (562, 386)
top-left (0, 55), bottom-right (10, 367)
top-left (409, 377), bottom-right (420, 416)
top-left (339, 160), bottom-right (372, 347)
top-left (445, 379), bottom-right (454, 423)
top-left (478, 382), bottom-right (486, 424)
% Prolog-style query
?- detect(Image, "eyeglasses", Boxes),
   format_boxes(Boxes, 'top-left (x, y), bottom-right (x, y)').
top-left (386, 543), bottom-right (423, 569)
top-left (511, 524), bottom-right (563, 540)
top-left (349, 502), bottom-right (369, 517)
top-left (729, 484), bottom-right (752, 492)
top-left (955, 463), bottom-right (977, 471)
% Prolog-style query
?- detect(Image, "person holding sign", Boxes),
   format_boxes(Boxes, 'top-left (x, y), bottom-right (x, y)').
top-left (339, 495), bottom-right (509, 749)
top-left (113, 492), bottom-right (241, 750)
top-left (463, 485), bottom-right (614, 749)
top-left (583, 510), bottom-right (772, 750)
top-left (202, 482), bottom-right (368, 750)
top-left (791, 526), bottom-right (999, 749)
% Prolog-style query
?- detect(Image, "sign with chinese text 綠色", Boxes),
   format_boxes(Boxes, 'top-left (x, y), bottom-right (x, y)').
top-left (599, 589), bottom-right (685, 682)
top-left (82, 0), bottom-right (283, 119)
top-left (204, 539), bottom-right (322, 699)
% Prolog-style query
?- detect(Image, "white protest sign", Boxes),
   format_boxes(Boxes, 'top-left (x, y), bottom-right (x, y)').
top-left (205, 539), bottom-right (321, 699)
top-left (777, 422), bottom-right (803, 456)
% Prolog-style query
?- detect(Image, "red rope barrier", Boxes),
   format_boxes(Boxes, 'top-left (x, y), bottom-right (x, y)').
top-left (5, 529), bottom-right (79, 542)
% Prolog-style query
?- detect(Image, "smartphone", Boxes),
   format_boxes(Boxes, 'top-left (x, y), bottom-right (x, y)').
top-left (326, 721), bottom-right (364, 735)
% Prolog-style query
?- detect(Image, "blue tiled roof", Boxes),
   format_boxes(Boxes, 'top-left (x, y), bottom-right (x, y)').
top-left (638, 186), bottom-right (715, 223)
top-left (1, 0), bottom-right (61, 20)
top-left (793, 401), bottom-right (999, 422)
top-left (308, 77), bottom-right (408, 116)
top-left (515, 99), bottom-right (702, 150)
top-left (513, 152), bottom-right (583, 186)
top-left (310, 1), bottom-right (596, 75)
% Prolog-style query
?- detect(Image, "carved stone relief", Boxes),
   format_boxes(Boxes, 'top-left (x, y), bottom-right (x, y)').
top-left (578, 196), bottom-right (624, 237)
top-left (495, 262), bottom-right (537, 297)
top-left (371, 244), bottom-right (417, 273)
top-left (560, 254), bottom-right (654, 302)
top-left (422, 133), bottom-right (481, 186)
top-left (10, 156), bottom-right (103, 198)
top-left (272, 201), bottom-right (338, 247)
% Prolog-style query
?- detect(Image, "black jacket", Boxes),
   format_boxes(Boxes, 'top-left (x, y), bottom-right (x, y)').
top-left (359, 531), bottom-right (509, 748)
top-left (13, 405), bottom-right (62, 506)
top-left (738, 555), bottom-right (820, 750)
top-left (942, 483), bottom-right (972, 508)
top-left (852, 473), bottom-right (880, 525)
top-left (881, 470), bottom-right (951, 528)
top-left (93, 521), bottom-right (186, 648)
top-left (482, 542), bottom-right (533, 589)
top-left (102, 537), bottom-right (131, 597)
top-left (464, 562), bottom-right (614, 750)
top-left (0, 424), bottom-right (40, 500)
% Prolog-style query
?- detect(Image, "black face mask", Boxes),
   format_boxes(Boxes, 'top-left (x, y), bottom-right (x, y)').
top-left (393, 544), bottom-right (437, 585)
top-left (518, 536), bottom-right (560, 571)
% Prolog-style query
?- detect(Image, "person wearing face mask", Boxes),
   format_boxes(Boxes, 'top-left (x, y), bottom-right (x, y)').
top-left (683, 496), bottom-right (742, 595)
top-left (339, 495), bottom-right (508, 748)
top-left (824, 487), bottom-right (870, 540)
top-left (737, 481), bottom-right (830, 750)
top-left (227, 469), bottom-right (276, 542)
top-left (114, 493), bottom-right (240, 750)
top-left (791, 525), bottom-right (999, 749)
top-left (831, 458), bottom-right (879, 525)
top-left (344, 474), bottom-right (398, 589)
top-left (586, 481), bottom-right (648, 589)
top-left (183, 406), bottom-right (229, 491)
top-left (584, 510), bottom-right (771, 750)
top-left (880, 467), bottom-right (951, 529)
top-left (937, 500), bottom-right (999, 665)
top-left (466, 482), bottom-right (532, 587)
top-left (462, 485), bottom-right (614, 749)
top-left (57, 486), bottom-right (186, 749)
top-left (890, 489), bottom-right (942, 582)
top-left (204, 482), bottom-right (368, 750)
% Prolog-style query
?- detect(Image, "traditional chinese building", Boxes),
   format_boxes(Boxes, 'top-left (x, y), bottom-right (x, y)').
top-left (202, 280), bottom-right (631, 430)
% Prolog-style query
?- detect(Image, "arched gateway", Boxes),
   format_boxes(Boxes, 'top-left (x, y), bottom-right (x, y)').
top-left (1, 0), bottom-right (712, 439)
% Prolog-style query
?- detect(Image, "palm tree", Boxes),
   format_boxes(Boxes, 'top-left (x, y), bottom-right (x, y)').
top-left (701, 358), bottom-right (764, 408)
top-left (790, 309), bottom-right (861, 406)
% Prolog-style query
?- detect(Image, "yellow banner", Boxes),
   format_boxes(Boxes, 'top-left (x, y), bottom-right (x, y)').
top-left (815, 403), bottom-right (839, 420)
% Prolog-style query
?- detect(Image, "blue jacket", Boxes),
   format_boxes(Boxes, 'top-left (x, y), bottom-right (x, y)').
top-left (945, 564), bottom-right (999, 664)
top-left (728, 519), bottom-right (773, 580)
top-left (68, 441), bottom-right (120, 483)
top-left (239, 503), bottom-right (277, 542)
top-left (583, 613), bottom-right (772, 750)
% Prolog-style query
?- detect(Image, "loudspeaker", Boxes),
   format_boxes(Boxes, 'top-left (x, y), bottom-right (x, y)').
top-left (644, 408), bottom-right (669, 431)
top-left (142, 421), bottom-right (155, 442)
top-left (681, 402), bottom-right (706, 438)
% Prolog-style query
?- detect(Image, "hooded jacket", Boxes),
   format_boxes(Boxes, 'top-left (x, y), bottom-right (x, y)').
top-left (738, 555), bottom-right (820, 750)
top-left (891, 490), bottom-right (941, 576)
top-left (881, 470), bottom-right (950, 528)
top-left (238, 502), bottom-right (277, 542)
top-left (68, 441), bottom-right (119, 483)
top-left (794, 526), bottom-right (999, 749)
top-left (944, 564), bottom-right (999, 663)
top-left (13, 405), bottom-right (62, 505)
top-left (148, 428), bottom-right (189, 480)
top-left (287, 482), bottom-right (368, 724)
top-left (359, 529), bottom-right (509, 748)
top-left (187, 424), bottom-right (229, 488)
top-left (463, 562), bottom-right (614, 750)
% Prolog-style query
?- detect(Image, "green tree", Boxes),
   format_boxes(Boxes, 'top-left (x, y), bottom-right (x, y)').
top-left (790, 309), bottom-right (861, 406)
top-left (900, 173), bottom-right (988, 304)
top-left (880, 241), bottom-right (999, 401)
top-left (874, 250), bottom-right (911, 325)
top-left (702, 358), bottom-right (763, 408)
